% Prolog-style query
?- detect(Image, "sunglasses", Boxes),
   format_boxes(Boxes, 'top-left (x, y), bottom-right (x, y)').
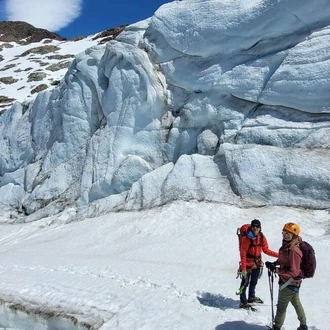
top-left (252, 225), bottom-right (260, 229)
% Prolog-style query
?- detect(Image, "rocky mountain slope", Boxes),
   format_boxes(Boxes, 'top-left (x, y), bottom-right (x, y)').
top-left (0, 21), bottom-right (125, 111)
top-left (0, 21), bottom-right (65, 43)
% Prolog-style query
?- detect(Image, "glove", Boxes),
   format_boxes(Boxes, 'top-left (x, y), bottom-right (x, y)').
top-left (240, 270), bottom-right (247, 278)
top-left (265, 261), bottom-right (276, 272)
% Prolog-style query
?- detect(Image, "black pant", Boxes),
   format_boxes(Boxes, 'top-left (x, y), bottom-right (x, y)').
top-left (240, 267), bottom-right (261, 303)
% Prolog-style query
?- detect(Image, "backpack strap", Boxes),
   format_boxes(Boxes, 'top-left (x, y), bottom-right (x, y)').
top-left (246, 232), bottom-right (264, 262)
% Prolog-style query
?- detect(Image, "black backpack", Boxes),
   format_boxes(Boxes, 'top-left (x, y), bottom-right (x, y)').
top-left (299, 240), bottom-right (316, 278)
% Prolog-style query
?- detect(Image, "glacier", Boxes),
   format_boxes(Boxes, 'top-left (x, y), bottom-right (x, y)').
top-left (1, 0), bottom-right (330, 222)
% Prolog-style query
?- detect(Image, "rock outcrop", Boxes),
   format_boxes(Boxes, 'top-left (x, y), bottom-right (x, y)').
top-left (0, 21), bottom-right (65, 43)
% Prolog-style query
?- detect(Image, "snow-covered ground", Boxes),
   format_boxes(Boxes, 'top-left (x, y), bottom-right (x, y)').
top-left (0, 201), bottom-right (328, 329)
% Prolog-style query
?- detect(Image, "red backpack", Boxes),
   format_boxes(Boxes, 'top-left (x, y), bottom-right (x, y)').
top-left (237, 224), bottom-right (263, 250)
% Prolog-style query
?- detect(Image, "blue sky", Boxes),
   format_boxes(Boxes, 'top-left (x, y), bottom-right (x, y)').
top-left (0, 0), bottom-right (171, 38)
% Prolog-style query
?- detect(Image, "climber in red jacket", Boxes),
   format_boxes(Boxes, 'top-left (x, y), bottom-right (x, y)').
top-left (239, 219), bottom-right (279, 309)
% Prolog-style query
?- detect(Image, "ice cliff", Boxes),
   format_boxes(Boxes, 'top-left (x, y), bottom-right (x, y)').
top-left (1, 0), bottom-right (330, 221)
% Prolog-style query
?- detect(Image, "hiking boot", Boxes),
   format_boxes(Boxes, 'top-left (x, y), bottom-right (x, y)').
top-left (272, 326), bottom-right (281, 330)
top-left (248, 296), bottom-right (264, 303)
top-left (297, 325), bottom-right (308, 330)
top-left (239, 302), bottom-right (252, 309)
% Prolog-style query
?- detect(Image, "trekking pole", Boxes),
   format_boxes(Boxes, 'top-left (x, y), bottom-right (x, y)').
top-left (268, 268), bottom-right (275, 325)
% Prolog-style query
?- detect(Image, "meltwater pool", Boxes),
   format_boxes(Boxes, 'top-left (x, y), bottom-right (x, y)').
top-left (0, 304), bottom-right (86, 330)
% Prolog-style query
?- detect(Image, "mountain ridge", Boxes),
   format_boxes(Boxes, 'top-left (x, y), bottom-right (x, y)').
top-left (0, 21), bottom-right (65, 43)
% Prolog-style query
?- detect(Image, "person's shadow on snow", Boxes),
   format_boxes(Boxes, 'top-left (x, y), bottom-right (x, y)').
top-left (215, 321), bottom-right (266, 329)
top-left (196, 293), bottom-right (268, 330)
top-left (196, 292), bottom-right (238, 310)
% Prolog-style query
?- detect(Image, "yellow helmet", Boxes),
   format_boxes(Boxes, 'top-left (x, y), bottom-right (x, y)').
top-left (283, 222), bottom-right (300, 236)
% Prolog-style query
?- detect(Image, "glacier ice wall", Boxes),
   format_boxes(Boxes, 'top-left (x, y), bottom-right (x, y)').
top-left (1, 0), bottom-right (330, 221)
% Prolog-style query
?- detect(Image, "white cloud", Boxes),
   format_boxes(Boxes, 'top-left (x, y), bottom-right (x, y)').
top-left (4, 0), bottom-right (83, 31)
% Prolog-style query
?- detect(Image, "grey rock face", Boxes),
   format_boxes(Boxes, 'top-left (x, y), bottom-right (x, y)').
top-left (0, 21), bottom-right (65, 43)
